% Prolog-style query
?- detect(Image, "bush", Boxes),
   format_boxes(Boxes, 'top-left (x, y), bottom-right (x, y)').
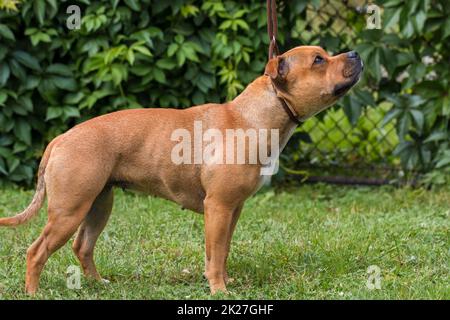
top-left (0, 0), bottom-right (448, 185)
top-left (358, 0), bottom-right (449, 183)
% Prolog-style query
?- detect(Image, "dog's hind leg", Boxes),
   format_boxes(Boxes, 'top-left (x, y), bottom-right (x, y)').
top-left (72, 186), bottom-right (113, 282)
top-left (25, 153), bottom-right (112, 295)
top-left (25, 201), bottom-right (93, 295)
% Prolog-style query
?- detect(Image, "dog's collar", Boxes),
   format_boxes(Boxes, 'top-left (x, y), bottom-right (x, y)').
top-left (267, 79), bottom-right (302, 126)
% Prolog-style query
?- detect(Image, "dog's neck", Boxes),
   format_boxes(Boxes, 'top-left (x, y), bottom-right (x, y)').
top-left (232, 75), bottom-right (298, 150)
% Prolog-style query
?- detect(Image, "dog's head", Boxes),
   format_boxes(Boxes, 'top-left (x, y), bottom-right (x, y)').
top-left (265, 46), bottom-right (363, 120)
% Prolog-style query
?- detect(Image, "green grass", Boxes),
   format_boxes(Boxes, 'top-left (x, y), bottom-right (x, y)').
top-left (0, 184), bottom-right (448, 300)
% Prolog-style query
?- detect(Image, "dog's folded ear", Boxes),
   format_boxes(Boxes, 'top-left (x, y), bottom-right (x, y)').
top-left (264, 56), bottom-right (288, 80)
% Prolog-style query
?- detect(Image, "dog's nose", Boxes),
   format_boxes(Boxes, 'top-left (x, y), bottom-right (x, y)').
top-left (347, 51), bottom-right (360, 59)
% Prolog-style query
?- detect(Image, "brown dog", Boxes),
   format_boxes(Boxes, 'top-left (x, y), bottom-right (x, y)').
top-left (0, 46), bottom-right (362, 295)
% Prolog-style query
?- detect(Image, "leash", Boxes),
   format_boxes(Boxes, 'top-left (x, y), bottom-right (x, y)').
top-left (266, 0), bottom-right (302, 125)
top-left (266, 0), bottom-right (279, 60)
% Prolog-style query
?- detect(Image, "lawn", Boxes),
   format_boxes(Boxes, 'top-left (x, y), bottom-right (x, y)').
top-left (0, 183), bottom-right (448, 300)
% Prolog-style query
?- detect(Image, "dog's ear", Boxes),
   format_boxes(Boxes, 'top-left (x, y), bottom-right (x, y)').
top-left (264, 56), bottom-right (288, 80)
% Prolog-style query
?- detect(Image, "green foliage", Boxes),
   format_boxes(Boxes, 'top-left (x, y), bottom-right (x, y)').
top-left (0, 0), bottom-right (448, 185)
top-left (358, 0), bottom-right (449, 178)
top-left (0, 0), bottom-right (21, 11)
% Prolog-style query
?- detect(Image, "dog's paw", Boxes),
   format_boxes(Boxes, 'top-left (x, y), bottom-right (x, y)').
top-left (210, 284), bottom-right (228, 295)
top-left (211, 288), bottom-right (229, 296)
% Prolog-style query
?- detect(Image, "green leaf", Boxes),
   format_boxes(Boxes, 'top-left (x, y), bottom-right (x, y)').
top-left (0, 45), bottom-right (7, 60)
top-left (12, 103), bottom-right (29, 116)
top-left (80, 89), bottom-right (114, 109)
top-left (14, 119), bottom-right (32, 145)
top-left (153, 68), bottom-right (166, 84)
top-left (12, 51), bottom-right (42, 72)
top-left (111, 65), bottom-right (125, 86)
top-left (383, 8), bottom-right (401, 29)
top-left (174, 35), bottom-right (184, 44)
top-left (436, 151), bottom-right (450, 168)
top-left (47, 64), bottom-right (73, 77)
top-left (182, 46), bottom-right (199, 62)
top-left (63, 106), bottom-right (80, 119)
top-left (152, 1), bottom-right (170, 14)
top-left (402, 20), bottom-right (414, 38)
top-left (51, 76), bottom-right (77, 91)
top-left (9, 59), bottom-right (27, 81)
top-left (18, 95), bottom-right (33, 112)
top-left (424, 132), bottom-right (448, 143)
top-left (0, 91), bottom-right (7, 106)
top-left (354, 89), bottom-right (375, 107)
top-left (133, 45), bottom-right (152, 57)
top-left (442, 96), bottom-right (450, 116)
top-left (124, 0), bottom-right (140, 11)
top-left (130, 65), bottom-right (152, 77)
top-left (443, 17), bottom-right (450, 39)
top-left (0, 63), bottom-right (10, 86)
top-left (410, 109), bottom-right (424, 132)
top-left (342, 95), bottom-right (362, 125)
top-left (176, 50), bottom-right (186, 66)
top-left (167, 43), bottom-right (178, 57)
top-left (13, 141), bottom-right (28, 154)
top-left (22, 75), bottom-right (41, 90)
top-left (382, 108), bottom-right (402, 126)
top-left (126, 49), bottom-right (135, 65)
top-left (30, 31), bottom-right (51, 46)
top-left (0, 158), bottom-right (7, 176)
top-left (34, 0), bottom-right (46, 26)
top-left (156, 59), bottom-right (177, 70)
top-left (0, 24), bottom-right (15, 41)
top-left (408, 95), bottom-right (426, 108)
top-left (46, 106), bottom-right (63, 121)
top-left (398, 114), bottom-right (411, 138)
top-left (234, 19), bottom-right (249, 31)
top-left (7, 157), bottom-right (20, 174)
top-left (192, 91), bottom-right (205, 105)
top-left (0, 146), bottom-right (12, 157)
top-left (413, 11), bottom-right (427, 32)
top-left (368, 48), bottom-right (381, 81)
top-left (355, 43), bottom-right (374, 62)
top-left (396, 52), bottom-right (415, 66)
top-left (219, 20), bottom-right (232, 30)
top-left (63, 92), bottom-right (85, 105)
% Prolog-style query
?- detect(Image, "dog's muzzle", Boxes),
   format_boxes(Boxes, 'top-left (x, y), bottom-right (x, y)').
top-left (333, 51), bottom-right (363, 97)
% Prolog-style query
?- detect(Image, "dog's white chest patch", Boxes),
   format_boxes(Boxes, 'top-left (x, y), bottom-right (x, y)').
top-left (259, 174), bottom-right (272, 187)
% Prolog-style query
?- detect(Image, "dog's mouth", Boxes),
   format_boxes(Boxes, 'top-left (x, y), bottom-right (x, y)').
top-left (333, 76), bottom-right (359, 97)
top-left (333, 64), bottom-right (363, 97)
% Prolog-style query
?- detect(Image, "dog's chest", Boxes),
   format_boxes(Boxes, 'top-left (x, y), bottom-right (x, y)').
top-left (256, 174), bottom-right (272, 191)
top-left (256, 123), bottom-right (297, 193)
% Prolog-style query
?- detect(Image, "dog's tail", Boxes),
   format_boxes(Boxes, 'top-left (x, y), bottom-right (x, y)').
top-left (0, 140), bottom-right (55, 227)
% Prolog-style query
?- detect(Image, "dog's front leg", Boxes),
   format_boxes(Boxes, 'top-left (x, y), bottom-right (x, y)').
top-left (204, 204), bottom-right (242, 285)
top-left (203, 198), bottom-right (235, 295)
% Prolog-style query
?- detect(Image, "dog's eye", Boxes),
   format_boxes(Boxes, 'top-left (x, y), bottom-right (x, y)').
top-left (313, 55), bottom-right (324, 65)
